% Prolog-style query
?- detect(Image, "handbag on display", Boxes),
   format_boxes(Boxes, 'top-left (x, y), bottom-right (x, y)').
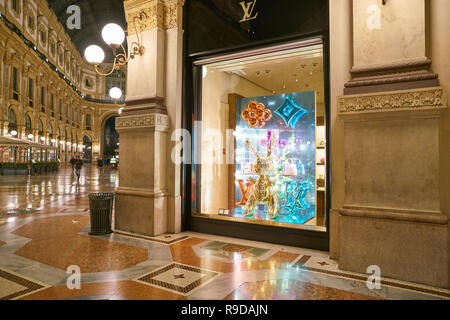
top-left (241, 162), bottom-right (254, 175)
top-left (282, 159), bottom-right (298, 176)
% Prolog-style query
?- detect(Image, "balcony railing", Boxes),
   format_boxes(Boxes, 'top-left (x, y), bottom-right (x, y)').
top-left (85, 94), bottom-right (126, 105)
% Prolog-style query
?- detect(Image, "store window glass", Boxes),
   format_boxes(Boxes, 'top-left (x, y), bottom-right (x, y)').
top-left (28, 78), bottom-right (34, 107)
top-left (193, 41), bottom-right (327, 231)
top-left (25, 114), bottom-right (32, 133)
top-left (12, 67), bottom-right (19, 100)
top-left (12, 0), bottom-right (19, 12)
top-left (8, 109), bottom-right (17, 132)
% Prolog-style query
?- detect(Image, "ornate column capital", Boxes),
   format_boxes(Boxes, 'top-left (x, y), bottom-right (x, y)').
top-left (124, 0), bottom-right (184, 33)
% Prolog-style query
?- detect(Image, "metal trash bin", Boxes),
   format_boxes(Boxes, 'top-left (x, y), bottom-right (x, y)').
top-left (88, 192), bottom-right (114, 235)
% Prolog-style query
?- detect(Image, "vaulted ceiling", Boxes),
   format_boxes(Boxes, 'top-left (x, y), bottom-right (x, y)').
top-left (47, 0), bottom-right (127, 61)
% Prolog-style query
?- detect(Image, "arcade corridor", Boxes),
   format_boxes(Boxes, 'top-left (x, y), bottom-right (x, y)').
top-left (0, 167), bottom-right (448, 300)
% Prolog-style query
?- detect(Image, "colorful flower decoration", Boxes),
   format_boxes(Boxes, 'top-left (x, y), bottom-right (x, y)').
top-left (274, 96), bottom-right (307, 129)
top-left (242, 100), bottom-right (273, 128)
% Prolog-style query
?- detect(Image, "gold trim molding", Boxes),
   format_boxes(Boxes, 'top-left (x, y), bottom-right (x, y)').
top-left (125, 0), bottom-right (184, 33)
top-left (115, 113), bottom-right (169, 131)
top-left (339, 87), bottom-right (446, 114)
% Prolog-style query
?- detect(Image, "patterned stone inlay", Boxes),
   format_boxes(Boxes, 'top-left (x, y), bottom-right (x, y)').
top-left (12, 215), bottom-right (149, 273)
top-left (339, 87), bottom-right (445, 113)
top-left (115, 114), bottom-right (169, 130)
top-left (15, 235), bottom-right (149, 273)
top-left (114, 230), bottom-right (189, 245)
top-left (135, 263), bottom-right (220, 295)
top-left (0, 208), bottom-right (40, 217)
top-left (0, 268), bottom-right (47, 300)
top-left (292, 256), bottom-right (450, 299)
top-left (225, 279), bottom-right (382, 300)
top-left (200, 241), bottom-right (271, 260)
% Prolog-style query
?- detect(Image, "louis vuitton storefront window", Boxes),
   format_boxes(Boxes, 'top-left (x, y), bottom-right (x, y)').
top-left (183, 0), bottom-right (330, 249)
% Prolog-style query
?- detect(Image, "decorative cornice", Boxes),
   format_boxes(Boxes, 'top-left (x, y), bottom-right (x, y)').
top-left (115, 113), bottom-right (169, 132)
top-left (344, 59), bottom-right (440, 95)
top-left (339, 87), bottom-right (446, 114)
top-left (349, 59), bottom-right (434, 78)
top-left (123, 96), bottom-right (167, 115)
top-left (339, 206), bottom-right (447, 225)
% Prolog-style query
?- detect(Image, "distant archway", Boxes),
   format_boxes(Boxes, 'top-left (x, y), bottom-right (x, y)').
top-left (83, 135), bottom-right (93, 162)
top-left (8, 108), bottom-right (17, 133)
top-left (103, 116), bottom-right (119, 160)
top-left (25, 114), bottom-right (32, 134)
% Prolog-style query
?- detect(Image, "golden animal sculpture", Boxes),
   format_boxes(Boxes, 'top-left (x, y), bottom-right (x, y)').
top-left (244, 136), bottom-right (279, 219)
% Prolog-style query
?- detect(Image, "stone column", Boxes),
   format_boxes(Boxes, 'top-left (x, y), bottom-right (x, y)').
top-left (32, 129), bottom-right (39, 143)
top-left (18, 125), bottom-right (26, 140)
top-left (337, 0), bottom-right (448, 288)
top-left (115, 0), bottom-right (184, 237)
top-left (164, 0), bottom-right (184, 233)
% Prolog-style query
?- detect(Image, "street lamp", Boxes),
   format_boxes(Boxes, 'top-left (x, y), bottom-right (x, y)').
top-left (84, 45), bottom-right (105, 65)
top-left (109, 87), bottom-right (123, 107)
top-left (84, 17), bottom-right (146, 76)
top-left (102, 23), bottom-right (126, 47)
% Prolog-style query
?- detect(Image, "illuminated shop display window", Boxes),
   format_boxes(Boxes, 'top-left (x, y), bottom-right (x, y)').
top-left (194, 41), bottom-right (326, 231)
top-left (234, 92), bottom-right (316, 225)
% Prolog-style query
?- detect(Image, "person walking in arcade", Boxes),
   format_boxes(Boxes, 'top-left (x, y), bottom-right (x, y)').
top-left (75, 156), bottom-right (83, 185)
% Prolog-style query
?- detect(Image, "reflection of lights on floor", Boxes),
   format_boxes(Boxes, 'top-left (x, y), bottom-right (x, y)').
top-left (7, 217), bottom-right (16, 223)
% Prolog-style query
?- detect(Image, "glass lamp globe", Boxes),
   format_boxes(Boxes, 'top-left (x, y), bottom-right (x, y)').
top-left (84, 45), bottom-right (105, 64)
top-left (28, 134), bottom-right (34, 139)
top-left (102, 23), bottom-right (125, 47)
top-left (60, 141), bottom-right (65, 145)
top-left (10, 130), bottom-right (17, 136)
top-left (51, 139), bottom-right (56, 143)
top-left (109, 87), bottom-right (122, 100)
top-left (67, 142), bottom-right (71, 146)
top-left (40, 137), bottom-right (46, 142)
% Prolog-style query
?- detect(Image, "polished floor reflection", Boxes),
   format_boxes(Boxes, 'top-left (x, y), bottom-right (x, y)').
top-left (0, 167), bottom-right (449, 300)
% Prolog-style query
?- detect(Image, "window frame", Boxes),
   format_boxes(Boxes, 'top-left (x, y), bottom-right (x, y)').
top-left (28, 77), bottom-right (34, 107)
top-left (12, 66), bottom-right (19, 100)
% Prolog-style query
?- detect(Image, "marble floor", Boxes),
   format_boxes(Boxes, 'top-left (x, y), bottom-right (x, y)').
top-left (0, 167), bottom-right (449, 300)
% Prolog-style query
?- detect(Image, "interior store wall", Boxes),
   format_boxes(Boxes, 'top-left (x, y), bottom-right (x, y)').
top-left (430, 1), bottom-right (450, 283)
top-left (328, 0), bottom-right (352, 258)
top-left (430, 0), bottom-right (450, 229)
top-left (330, 0), bottom-right (449, 288)
top-left (201, 70), bottom-right (271, 214)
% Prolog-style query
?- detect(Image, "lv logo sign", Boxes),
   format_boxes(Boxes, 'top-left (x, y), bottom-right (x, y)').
top-left (239, 0), bottom-right (259, 23)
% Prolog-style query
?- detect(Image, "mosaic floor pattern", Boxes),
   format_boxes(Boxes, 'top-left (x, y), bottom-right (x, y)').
top-left (135, 263), bottom-right (220, 296)
top-left (0, 167), bottom-right (449, 300)
top-left (0, 268), bottom-right (49, 300)
top-left (225, 279), bottom-right (383, 300)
